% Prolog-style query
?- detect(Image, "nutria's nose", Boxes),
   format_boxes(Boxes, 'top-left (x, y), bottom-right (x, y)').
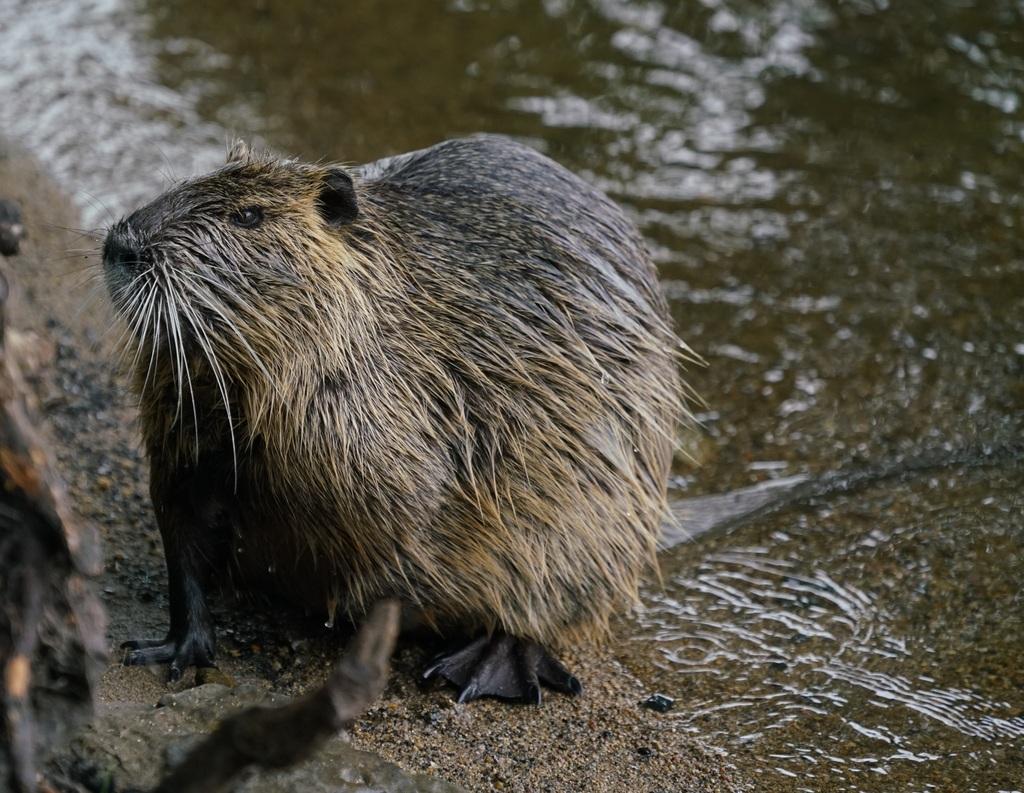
top-left (103, 224), bottom-right (149, 273)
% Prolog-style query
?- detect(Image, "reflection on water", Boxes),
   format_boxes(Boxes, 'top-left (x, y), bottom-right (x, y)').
top-left (1, 0), bottom-right (1022, 790)
top-left (0, 0), bottom-right (226, 225)
top-left (644, 469), bottom-right (1024, 790)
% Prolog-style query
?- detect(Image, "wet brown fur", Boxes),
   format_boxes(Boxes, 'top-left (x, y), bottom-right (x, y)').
top-left (106, 135), bottom-right (692, 649)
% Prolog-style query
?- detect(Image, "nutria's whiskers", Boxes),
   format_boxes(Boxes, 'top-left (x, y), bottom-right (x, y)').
top-left (174, 274), bottom-right (239, 483)
top-left (163, 277), bottom-right (199, 456)
top-left (114, 270), bottom-right (156, 375)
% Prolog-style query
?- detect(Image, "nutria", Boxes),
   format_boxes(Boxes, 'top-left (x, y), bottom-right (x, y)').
top-left (102, 134), bottom-right (691, 703)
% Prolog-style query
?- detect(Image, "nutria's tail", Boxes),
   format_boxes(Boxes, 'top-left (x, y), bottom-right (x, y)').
top-left (660, 440), bottom-right (1023, 549)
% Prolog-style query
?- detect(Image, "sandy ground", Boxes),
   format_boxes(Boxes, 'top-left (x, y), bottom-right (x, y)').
top-left (0, 141), bottom-right (744, 793)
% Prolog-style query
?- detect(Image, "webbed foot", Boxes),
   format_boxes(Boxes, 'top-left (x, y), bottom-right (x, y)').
top-left (423, 632), bottom-right (582, 705)
top-left (122, 626), bottom-right (215, 682)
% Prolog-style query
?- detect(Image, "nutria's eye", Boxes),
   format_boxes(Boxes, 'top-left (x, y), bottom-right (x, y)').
top-left (230, 206), bottom-right (264, 229)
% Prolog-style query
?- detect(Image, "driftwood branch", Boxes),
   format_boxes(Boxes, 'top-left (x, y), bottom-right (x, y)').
top-left (152, 600), bottom-right (400, 793)
top-left (0, 261), bottom-right (105, 793)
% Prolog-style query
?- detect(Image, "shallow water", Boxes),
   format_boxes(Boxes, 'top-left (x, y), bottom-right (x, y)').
top-left (1, 0), bottom-right (1022, 790)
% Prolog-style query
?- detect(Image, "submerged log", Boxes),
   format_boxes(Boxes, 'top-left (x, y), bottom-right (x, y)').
top-left (0, 263), bottom-right (106, 793)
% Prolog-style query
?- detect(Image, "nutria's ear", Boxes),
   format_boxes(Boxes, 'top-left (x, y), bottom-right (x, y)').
top-left (317, 168), bottom-right (359, 227)
top-left (226, 139), bottom-right (252, 165)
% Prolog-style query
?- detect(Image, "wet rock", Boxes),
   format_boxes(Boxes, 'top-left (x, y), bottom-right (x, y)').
top-left (194, 667), bottom-right (236, 688)
top-left (640, 693), bottom-right (674, 713)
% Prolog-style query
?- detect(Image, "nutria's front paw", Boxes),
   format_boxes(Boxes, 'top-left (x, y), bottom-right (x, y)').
top-left (423, 632), bottom-right (582, 705)
top-left (122, 628), bottom-right (215, 682)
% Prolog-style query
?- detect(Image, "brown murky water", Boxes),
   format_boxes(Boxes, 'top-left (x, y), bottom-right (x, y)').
top-left (1, 1), bottom-right (1022, 790)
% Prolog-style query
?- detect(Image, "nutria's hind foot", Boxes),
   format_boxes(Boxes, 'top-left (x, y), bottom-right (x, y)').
top-left (423, 632), bottom-right (582, 705)
top-left (122, 626), bottom-right (215, 682)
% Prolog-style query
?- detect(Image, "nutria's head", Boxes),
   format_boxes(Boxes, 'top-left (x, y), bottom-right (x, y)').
top-left (102, 143), bottom-right (369, 396)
